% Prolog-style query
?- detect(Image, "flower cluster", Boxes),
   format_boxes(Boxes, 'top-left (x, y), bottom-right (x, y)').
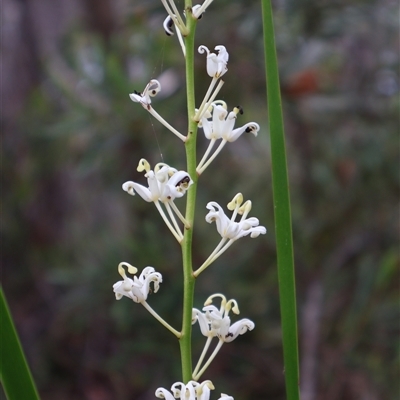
top-left (191, 294), bottom-right (255, 380)
top-left (197, 102), bottom-right (260, 173)
top-left (113, 263), bottom-right (180, 337)
top-left (113, 263), bottom-right (161, 303)
top-left (123, 159), bottom-right (192, 242)
top-left (194, 193), bottom-right (266, 277)
top-left (156, 380), bottom-right (233, 400)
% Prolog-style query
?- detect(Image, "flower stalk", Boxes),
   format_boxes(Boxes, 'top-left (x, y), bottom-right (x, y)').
top-left (180, 2), bottom-right (198, 383)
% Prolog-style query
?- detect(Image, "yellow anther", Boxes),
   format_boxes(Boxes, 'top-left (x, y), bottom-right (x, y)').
top-left (137, 159), bottom-right (150, 172)
top-left (238, 200), bottom-right (252, 215)
top-left (227, 193), bottom-right (243, 210)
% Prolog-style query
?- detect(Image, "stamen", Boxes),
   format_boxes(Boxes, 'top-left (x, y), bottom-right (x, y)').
top-left (234, 105), bottom-right (243, 115)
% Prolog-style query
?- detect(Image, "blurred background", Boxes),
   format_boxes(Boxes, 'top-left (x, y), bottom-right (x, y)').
top-left (2, 0), bottom-right (399, 399)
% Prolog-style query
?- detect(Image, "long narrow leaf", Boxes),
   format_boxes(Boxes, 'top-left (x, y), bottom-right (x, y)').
top-left (0, 287), bottom-right (40, 400)
top-left (261, 1), bottom-right (300, 399)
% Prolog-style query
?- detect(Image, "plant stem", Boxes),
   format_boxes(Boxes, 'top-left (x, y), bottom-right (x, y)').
top-left (179, 2), bottom-right (198, 383)
top-left (261, 1), bottom-right (300, 399)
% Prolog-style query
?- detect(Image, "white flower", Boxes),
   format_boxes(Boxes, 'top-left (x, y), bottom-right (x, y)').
top-left (194, 194), bottom-right (266, 277)
top-left (113, 263), bottom-right (162, 303)
top-left (192, 294), bottom-right (255, 343)
top-left (196, 102), bottom-right (260, 174)
top-left (129, 79), bottom-right (161, 108)
top-left (205, 193), bottom-right (266, 240)
top-left (122, 159), bottom-right (192, 242)
top-left (122, 159), bottom-right (192, 203)
top-left (199, 101), bottom-right (260, 142)
top-left (129, 81), bottom-right (186, 141)
top-left (198, 45), bottom-right (229, 78)
top-left (156, 381), bottom-right (229, 400)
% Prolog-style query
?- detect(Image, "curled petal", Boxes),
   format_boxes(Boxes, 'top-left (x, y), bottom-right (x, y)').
top-left (250, 226), bottom-right (267, 238)
top-left (197, 381), bottom-right (214, 400)
top-left (211, 104), bottom-right (231, 138)
top-left (155, 388), bottom-right (175, 400)
top-left (147, 80), bottom-right (162, 97)
top-left (198, 45), bottom-right (210, 56)
top-left (170, 382), bottom-right (183, 398)
top-left (130, 268), bottom-right (162, 303)
top-left (205, 202), bottom-right (242, 239)
top-left (122, 181), bottom-right (136, 196)
top-left (225, 122), bottom-right (260, 142)
top-left (239, 216), bottom-right (260, 230)
top-left (221, 318), bottom-right (255, 343)
top-left (192, 5), bottom-right (204, 19)
top-left (198, 45), bottom-right (229, 78)
top-left (200, 113), bottom-right (214, 139)
top-left (129, 79), bottom-right (161, 107)
top-left (236, 224), bottom-right (267, 240)
top-left (113, 279), bottom-right (133, 300)
top-left (155, 165), bottom-right (173, 183)
top-left (162, 171), bottom-right (193, 201)
top-left (217, 395), bottom-right (234, 400)
top-left (193, 0), bottom-right (214, 18)
top-left (123, 181), bottom-right (153, 202)
top-left (163, 16), bottom-right (174, 36)
top-left (215, 45), bottom-right (229, 64)
top-left (186, 382), bottom-right (197, 399)
top-left (192, 308), bottom-right (216, 337)
top-left (205, 202), bottom-right (231, 237)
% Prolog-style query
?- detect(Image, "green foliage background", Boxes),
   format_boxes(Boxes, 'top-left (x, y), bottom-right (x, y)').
top-left (2, 0), bottom-right (399, 399)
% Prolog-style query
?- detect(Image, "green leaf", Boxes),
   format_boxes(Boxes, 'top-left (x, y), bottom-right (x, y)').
top-left (0, 287), bottom-right (40, 400)
top-left (261, 1), bottom-right (300, 399)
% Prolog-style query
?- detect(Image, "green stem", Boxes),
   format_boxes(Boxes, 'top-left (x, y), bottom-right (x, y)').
top-left (261, 1), bottom-right (300, 399)
top-left (0, 287), bottom-right (40, 400)
top-left (179, 2), bottom-right (198, 383)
